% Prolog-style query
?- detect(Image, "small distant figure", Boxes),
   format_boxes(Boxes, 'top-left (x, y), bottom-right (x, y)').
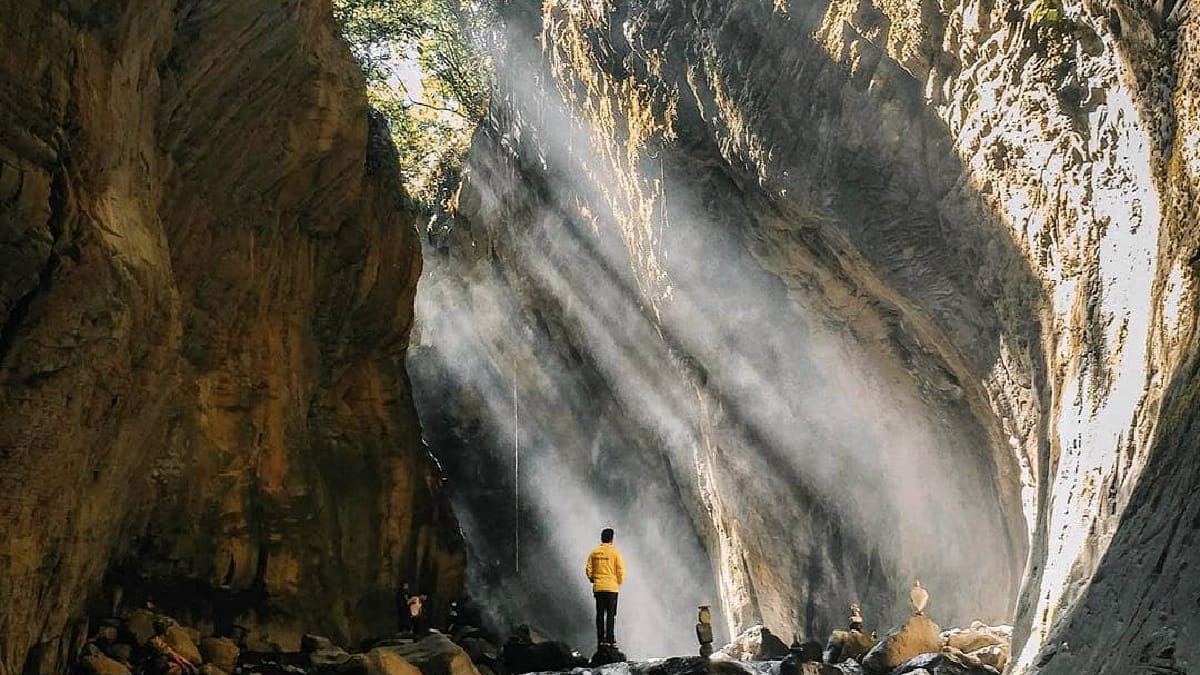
top-left (396, 582), bottom-right (413, 633)
top-left (910, 581), bottom-right (929, 615)
top-left (409, 593), bottom-right (429, 635)
top-left (148, 620), bottom-right (197, 675)
top-left (849, 602), bottom-right (864, 630)
top-left (585, 527), bottom-right (626, 647)
top-left (695, 606), bottom-right (714, 657)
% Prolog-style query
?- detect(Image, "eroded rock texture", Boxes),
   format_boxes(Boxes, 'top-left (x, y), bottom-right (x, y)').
top-left (0, 1), bottom-right (463, 671)
top-left (412, 0), bottom-right (1197, 670)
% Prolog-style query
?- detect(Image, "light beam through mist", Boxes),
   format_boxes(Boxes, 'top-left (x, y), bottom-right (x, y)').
top-left (408, 4), bottom-right (1023, 659)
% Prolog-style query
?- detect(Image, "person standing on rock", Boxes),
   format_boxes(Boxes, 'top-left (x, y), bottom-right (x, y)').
top-left (585, 528), bottom-right (626, 647)
top-left (396, 582), bottom-right (413, 633)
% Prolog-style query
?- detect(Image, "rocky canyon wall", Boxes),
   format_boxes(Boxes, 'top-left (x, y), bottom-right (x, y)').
top-left (412, 0), bottom-right (1197, 671)
top-left (0, 1), bottom-right (463, 673)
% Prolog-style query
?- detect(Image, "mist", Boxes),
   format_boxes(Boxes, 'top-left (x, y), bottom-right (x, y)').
top-left (407, 3), bottom-right (1023, 659)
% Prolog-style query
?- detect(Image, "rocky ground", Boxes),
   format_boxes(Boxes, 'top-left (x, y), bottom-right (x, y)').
top-left (74, 604), bottom-right (1012, 675)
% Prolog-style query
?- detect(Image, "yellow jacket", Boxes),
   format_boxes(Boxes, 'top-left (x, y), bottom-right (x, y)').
top-left (585, 543), bottom-right (626, 593)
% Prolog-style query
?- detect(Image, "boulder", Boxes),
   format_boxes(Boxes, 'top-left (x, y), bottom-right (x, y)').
top-left (382, 634), bottom-right (480, 675)
top-left (967, 643), bottom-right (1007, 671)
top-left (825, 630), bottom-right (876, 664)
top-left (125, 610), bottom-right (159, 646)
top-left (165, 624), bottom-right (204, 665)
top-left (888, 649), bottom-right (999, 675)
top-left (860, 615), bottom-right (940, 674)
top-left (200, 665), bottom-right (228, 675)
top-left (200, 637), bottom-right (241, 673)
top-left (944, 630), bottom-right (1002, 654)
top-left (312, 647), bottom-right (354, 667)
top-left (892, 653), bottom-right (941, 674)
top-left (96, 626), bottom-right (120, 644)
top-left (720, 625), bottom-right (790, 661)
top-left (501, 627), bottom-right (581, 674)
top-left (780, 660), bottom-right (842, 675)
top-left (304, 634), bottom-right (352, 668)
top-left (303, 635), bottom-right (342, 653)
top-left (645, 657), bottom-right (753, 675)
top-left (456, 637), bottom-right (499, 668)
top-left (590, 643), bottom-right (626, 667)
top-left (80, 653), bottom-right (132, 675)
top-left (105, 644), bottom-right (135, 665)
top-left (364, 650), bottom-right (424, 675)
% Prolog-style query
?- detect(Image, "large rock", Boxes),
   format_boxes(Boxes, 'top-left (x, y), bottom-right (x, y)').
top-left (890, 648), bottom-right (999, 675)
top-left (338, 650), bottom-right (425, 675)
top-left (456, 637), bottom-right (498, 666)
top-left (861, 616), bottom-right (941, 674)
top-left (125, 610), bottom-right (159, 647)
top-left (381, 634), bottom-right (480, 675)
top-left (501, 627), bottom-right (581, 674)
top-left (720, 625), bottom-right (790, 661)
top-left (825, 630), bottom-right (876, 664)
top-left (200, 637), bottom-right (240, 673)
top-left (80, 653), bottom-right (132, 675)
top-left (304, 633), bottom-right (352, 668)
top-left (645, 657), bottom-right (754, 675)
top-left (105, 644), bottom-right (135, 665)
top-left (590, 643), bottom-right (626, 667)
top-left (165, 625), bottom-right (204, 665)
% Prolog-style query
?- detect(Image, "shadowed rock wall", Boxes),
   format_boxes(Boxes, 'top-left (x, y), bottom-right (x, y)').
top-left (0, 1), bottom-right (463, 672)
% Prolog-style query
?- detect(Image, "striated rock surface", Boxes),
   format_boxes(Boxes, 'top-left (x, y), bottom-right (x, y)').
top-left (0, 0), bottom-right (464, 671)
top-left (412, 0), bottom-right (1198, 670)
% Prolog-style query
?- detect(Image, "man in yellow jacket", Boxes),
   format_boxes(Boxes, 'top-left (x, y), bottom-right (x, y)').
top-left (585, 528), bottom-right (626, 647)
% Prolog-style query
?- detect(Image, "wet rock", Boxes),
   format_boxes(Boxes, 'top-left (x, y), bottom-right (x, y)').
top-left (825, 630), bottom-right (876, 664)
top-left (890, 648), bottom-right (999, 675)
top-left (501, 626), bottom-right (581, 674)
top-left (200, 637), bottom-right (240, 673)
top-left (780, 660), bottom-right (843, 675)
top-left (860, 615), bottom-right (941, 674)
top-left (720, 625), bottom-right (790, 661)
top-left (381, 634), bottom-right (480, 675)
top-left (940, 623), bottom-right (1009, 656)
top-left (125, 610), bottom-right (159, 646)
top-left (966, 643), bottom-right (1007, 671)
top-left (96, 626), bottom-right (120, 644)
top-left (348, 650), bottom-right (424, 675)
top-left (106, 644), bottom-right (135, 665)
top-left (165, 625), bottom-right (204, 665)
top-left (781, 639), bottom-right (825, 675)
top-left (303, 635), bottom-right (342, 653)
top-left (645, 657), bottom-right (753, 675)
top-left (304, 634), bottom-right (352, 667)
top-left (456, 636), bottom-right (498, 666)
top-left (590, 643), bottom-right (626, 666)
top-left (80, 650), bottom-right (132, 675)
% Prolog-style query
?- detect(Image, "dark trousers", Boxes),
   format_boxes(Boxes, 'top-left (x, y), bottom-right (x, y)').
top-left (594, 592), bottom-right (618, 644)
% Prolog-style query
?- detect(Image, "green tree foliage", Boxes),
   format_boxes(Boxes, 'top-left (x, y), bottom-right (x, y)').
top-left (333, 0), bottom-right (494, 209)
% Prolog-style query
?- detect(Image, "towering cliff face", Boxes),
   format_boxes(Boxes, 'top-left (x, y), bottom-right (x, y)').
top-left (412, 0), bottom-right (1197, 670)
top-left (0, 1), bottom-right (463, 672)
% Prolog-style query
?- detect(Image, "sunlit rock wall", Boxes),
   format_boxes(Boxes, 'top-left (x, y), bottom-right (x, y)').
top-left (0, 1), bottom-right (463, 671)
top-left (412, 0), bottom-right (1197, 670)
